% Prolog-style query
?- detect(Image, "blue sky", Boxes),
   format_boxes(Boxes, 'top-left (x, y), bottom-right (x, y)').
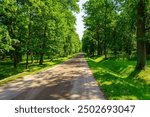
top-left (75, 0), bottom-right (87, 40)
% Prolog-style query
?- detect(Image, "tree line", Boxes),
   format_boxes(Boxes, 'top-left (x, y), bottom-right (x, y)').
top-left (0, 0), bottom-right (81, 68)
top-left (82, 0), bottom-right (150, 70)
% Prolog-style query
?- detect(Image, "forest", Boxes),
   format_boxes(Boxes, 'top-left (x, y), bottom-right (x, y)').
top-left (0, 0), bottom-right (81, 80)
top-left (82, 0), bottom-right (150, 99)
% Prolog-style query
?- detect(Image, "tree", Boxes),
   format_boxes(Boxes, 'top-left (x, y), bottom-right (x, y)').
top-left (0, 25), bottom-right (12, 55)
top-left (82, 0), bottom-right (150, 70)
top-left (0, 0), bottom-right (81, 68)
top-left (136, 0), bottom-right (147, 70)
top-left (83, 0), bottom-right (118, 58)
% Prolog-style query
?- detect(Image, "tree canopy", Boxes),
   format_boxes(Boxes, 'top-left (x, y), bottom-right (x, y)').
top-left (0, 0), bottom-right (81, 68)
top-left (82, 0), bottom-right (150, 70)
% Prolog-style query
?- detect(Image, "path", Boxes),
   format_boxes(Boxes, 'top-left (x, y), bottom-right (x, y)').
top-left (0, 54), bottom-right (105, 100)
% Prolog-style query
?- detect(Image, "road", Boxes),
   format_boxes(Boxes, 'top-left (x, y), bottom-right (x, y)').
top-left (0, 54), bottom-right (105, 100)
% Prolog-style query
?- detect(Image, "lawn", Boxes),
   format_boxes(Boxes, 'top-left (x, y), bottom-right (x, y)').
top-left (0, 54), bottom-right (76, 85)
top-left (86, 56), bottom-right (150, 100)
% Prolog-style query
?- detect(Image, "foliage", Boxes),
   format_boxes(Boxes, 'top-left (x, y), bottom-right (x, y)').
top-left (0, 25), bottom-right (12, 54)
top-left (82, 0), bottom-right (150, 69)
top-left (0, 0), bottom-right (81, 68)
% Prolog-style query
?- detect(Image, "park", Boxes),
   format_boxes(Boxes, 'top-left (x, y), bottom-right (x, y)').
top-left (0, 0), bottom-right (150, 100)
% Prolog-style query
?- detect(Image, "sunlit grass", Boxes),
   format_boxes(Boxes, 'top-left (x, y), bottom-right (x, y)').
top-left (137, 68), bottom-right (150, 85)
top-left (0, 54), bottom-right (77, 85)
top-left (86, 56), bottom-right (150, 100)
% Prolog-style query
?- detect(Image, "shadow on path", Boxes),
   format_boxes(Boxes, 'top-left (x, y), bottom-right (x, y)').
top-left (0, 53), bottom-right (105, 100)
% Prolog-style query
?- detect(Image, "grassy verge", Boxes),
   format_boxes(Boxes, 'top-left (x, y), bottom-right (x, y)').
top-left (86, 56), bottom-right (150, 100)
top-left (0, 54), bottom-right (77, 85)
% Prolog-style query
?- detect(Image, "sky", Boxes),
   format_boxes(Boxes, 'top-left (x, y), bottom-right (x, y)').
top-left (75, 0), bottom-right (87, 40)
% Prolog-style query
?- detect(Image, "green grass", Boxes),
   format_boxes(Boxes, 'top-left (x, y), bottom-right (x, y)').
top-left (86, 56), bottom-right (150, 100)
top-left (0, 54), bottom-right (76, 85)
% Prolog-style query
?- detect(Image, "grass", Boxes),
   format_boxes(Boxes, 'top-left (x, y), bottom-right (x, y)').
top-left (86, 56), bottom-right (150, 100)
top-left (0, 54), bottom-right (77, 85)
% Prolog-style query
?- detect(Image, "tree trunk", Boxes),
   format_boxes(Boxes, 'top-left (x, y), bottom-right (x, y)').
top-left (26, 51), bottom-right (29, 69)
top-left (19, 53), bottom-right (23, 62)
top-left (26, 7), bottom-right (31, 69)
top-left (1, 54), bottom-right (6, 60)
top-left (31, 52), bottom-right (34, 63)
top-left (104, 0), bottom-right (108, 59)
top-left (39, 26), bottom-right (46, 65)
top-left (10, 53), bottom-right (13, 60)
top-left (136, 0), bottom-right (146, 70)
top-left (7, 17), bottom-right (17, 68)
top-left (13, 49), bottom-right (17, 68)
top-left (97, 34), bottom-right (102, 56)
top-left (39, 53), bottom-right (44, 65)
top-left (16, 52), bottom-right (20, 64)
top-left (146, 43), bottom-right (150, 55)
top-left (104, 44), bottom-right (108, 59)
top-left (136, 41), bottom-right (146, 69)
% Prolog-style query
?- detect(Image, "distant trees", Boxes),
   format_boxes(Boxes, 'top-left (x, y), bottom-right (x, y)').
top-left (82, 0), bottom-right (150, 70)
top-left (0, 0), bottom-right (81, 68)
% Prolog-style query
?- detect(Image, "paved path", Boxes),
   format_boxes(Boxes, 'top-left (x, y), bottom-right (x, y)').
top-left (0, 54), bottom-right (105, 100)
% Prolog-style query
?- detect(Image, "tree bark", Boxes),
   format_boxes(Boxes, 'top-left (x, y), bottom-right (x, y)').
top-left (136, 41), bottom-right (146, 69)
top-left (39, 26), bottom-right (46, 65)
top-left (31, 52), bottom-right (34, 64)
top-left (104, 43), bottom-right (108, 59)
top-left (13, 48), bottom-right (17, 68)
top-left (39, 53), bottom-right (44, 65)
top-left (26, 51), bottom-right (29, 69)
top-left (26, 8), bottom-right (32, 69)
top-left (136, 0), bottom-right (146, 70)
top-left (19, 53), bottom-right (23, 62)
top-left (97, 33), bottom-right (102, 56)
top-left (104, 0), bottom-right (108, 59)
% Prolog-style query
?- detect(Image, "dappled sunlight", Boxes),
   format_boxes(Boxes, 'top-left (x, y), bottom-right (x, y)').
top-left (112, 96), bottom-right (139, 100)
top-left (87, 56), bottom-right (150, 100)
top-left (136, 69), bottom-right (150, 85)
top-left (0, 54), bottom-right (105, 100)
top-left (87, 57), bottom-right (136, 78)
top-left (101, 81), bottom-right (112, 86)
top-left (0, 55), bottom-right (75, 83)
top-left (94, 56), bottom-right (105, 63)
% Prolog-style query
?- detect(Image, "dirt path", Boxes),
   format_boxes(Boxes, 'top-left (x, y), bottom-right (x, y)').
top-left (0, 54), bottom-right (105, 100)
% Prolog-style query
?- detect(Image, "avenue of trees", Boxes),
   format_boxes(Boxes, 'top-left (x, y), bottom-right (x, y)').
top-left (82, 0), bottom-right (150, 70)
top-left (0, 0), bottom-right (81, 68)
